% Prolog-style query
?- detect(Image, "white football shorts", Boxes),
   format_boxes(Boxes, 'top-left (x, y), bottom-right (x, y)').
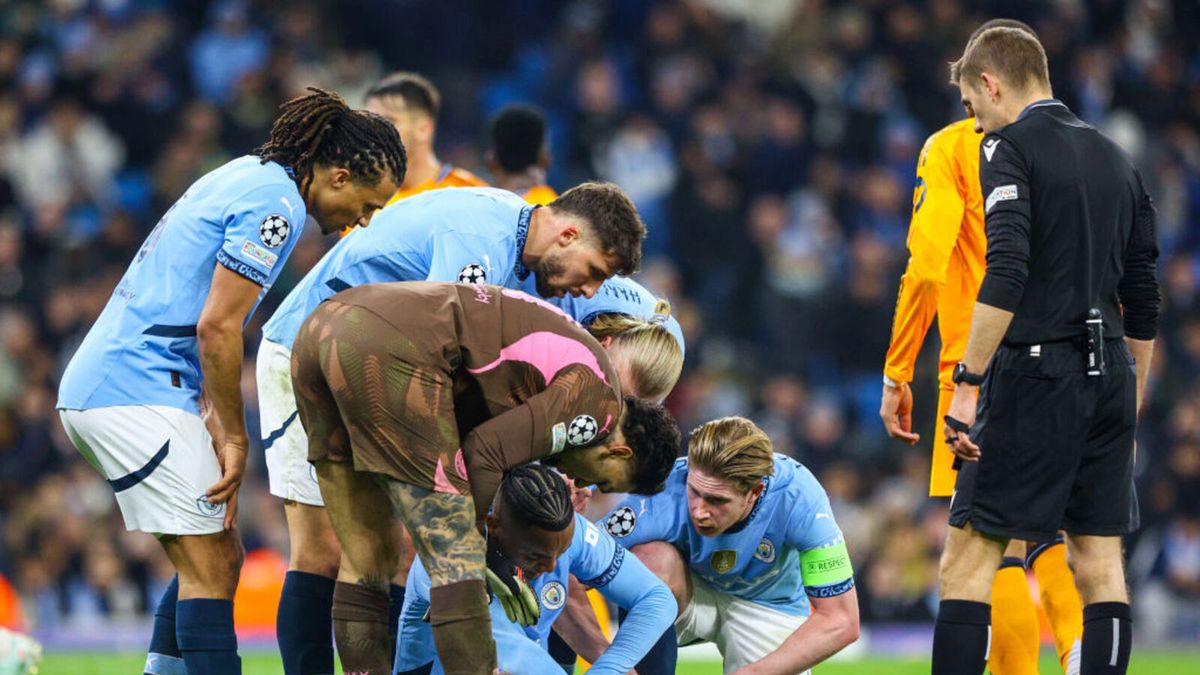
top-left (257, 337), bottom-right (323, 506)
top-left (59, 405), bottom-right (225, 536)
top-left (676, 573), bottom-right (810, 675)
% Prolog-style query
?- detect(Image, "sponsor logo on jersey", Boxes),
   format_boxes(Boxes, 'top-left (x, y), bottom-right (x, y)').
top-left (550, 422), bottom-right (567, 455)
top-left (983, 137), bottom-right (1001, 162)
top-left (241, 240), bottom-right (279, 270)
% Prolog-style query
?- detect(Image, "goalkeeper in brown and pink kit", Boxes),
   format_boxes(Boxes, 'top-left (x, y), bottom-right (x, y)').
top-left (290, 281), bottom-right (680, 675)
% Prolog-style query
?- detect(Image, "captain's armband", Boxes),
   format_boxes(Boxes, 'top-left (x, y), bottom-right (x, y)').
top-left (800, 540), bottom-right (855, 598)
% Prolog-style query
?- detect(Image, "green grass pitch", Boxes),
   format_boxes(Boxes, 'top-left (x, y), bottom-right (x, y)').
top-left (38, 650), bottom-right (1200, 674)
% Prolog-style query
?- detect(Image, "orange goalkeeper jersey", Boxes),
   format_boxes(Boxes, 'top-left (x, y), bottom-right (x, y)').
top-left (884, 117), bottom-right (987, 389)
top-left (341, 164), bottom-right (489, 237)
top-left (522, 184), bottom-right (557, 206)
top-left (385, 163), bottom-right (488, 206)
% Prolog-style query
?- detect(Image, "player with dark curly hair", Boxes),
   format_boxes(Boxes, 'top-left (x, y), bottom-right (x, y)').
top-left (57, 87), bottom-right (404, 675)
top-left (289, 281), bottom-right (680, 675)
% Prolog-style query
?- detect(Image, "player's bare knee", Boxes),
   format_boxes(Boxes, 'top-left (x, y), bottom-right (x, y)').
top-left (632, 541), bottom-right (688, 609)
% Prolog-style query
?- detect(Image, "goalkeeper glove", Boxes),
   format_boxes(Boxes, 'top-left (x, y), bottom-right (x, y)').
top-left (486, 548), bottom-right (540, 627)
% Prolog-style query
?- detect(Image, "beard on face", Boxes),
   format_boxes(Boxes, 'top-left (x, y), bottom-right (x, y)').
top-left (533, 249), bottom-right (569, 297)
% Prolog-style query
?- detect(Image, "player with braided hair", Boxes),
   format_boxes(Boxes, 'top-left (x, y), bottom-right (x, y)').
top-left (255, 87), bottom-right (407, 228)
top-left (56, 88), bottom-right (403, 675)
top-left (396, 463), bottom-right (676, 675)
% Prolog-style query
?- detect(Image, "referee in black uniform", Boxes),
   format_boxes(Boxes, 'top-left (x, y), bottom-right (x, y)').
top-left (930, 27), bottom-right (1159, 675)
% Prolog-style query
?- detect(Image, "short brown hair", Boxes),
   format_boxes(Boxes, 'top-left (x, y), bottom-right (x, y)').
top-left (548, 182), bottom-right (645, 276)
top-left (365, 71), bottom-right (441, 119)
top-left (687, 416), bottom-right (774, 494)
top-left (950, 26), bottom-right (1049, 91)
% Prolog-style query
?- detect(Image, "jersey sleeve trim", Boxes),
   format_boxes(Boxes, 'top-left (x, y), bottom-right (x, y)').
top-left (580, 544), bottom-right (625, 588)
top-left (216, 249), bottom-right (269, 286)
top-left (806, 577), bottom-right (856, 598)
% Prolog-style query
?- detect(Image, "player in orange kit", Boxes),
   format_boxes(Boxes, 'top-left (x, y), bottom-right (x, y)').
top-left (364, 71), bottom-right (487, 206)
top-left (880, 19), bottom-right (1083, 675)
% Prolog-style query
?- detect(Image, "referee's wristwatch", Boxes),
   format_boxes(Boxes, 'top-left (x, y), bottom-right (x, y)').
top-left (951, 362), bottom-right (985, 386)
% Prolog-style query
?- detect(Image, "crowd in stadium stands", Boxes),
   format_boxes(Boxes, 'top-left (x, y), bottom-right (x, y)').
top-left (0, 0), bottom-right (1197, 643)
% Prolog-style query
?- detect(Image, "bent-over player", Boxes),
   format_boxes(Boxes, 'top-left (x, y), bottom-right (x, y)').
top-left (290, 282), bottom-right (681, 675)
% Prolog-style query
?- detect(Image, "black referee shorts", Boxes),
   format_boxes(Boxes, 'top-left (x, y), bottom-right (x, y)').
top-left (949, 340), bottom-right (1139, 542)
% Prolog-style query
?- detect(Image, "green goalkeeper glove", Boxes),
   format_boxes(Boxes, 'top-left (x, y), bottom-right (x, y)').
top-left (486, 549), bottom-right (540, 627)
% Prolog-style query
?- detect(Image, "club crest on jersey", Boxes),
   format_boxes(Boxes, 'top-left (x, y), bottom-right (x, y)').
top-left (755, 538), bottom-right (776, 564)
top-left (540, 581), bottom-right (567, 611)
top-left (711, 550), bottom-right (737, 574)
top-left (457, 263), bottom-right (487, 284)
top-left (567, 415), bottom-right (598, 446)
top-left (196, 495), bottom-right (225, 518)
top-left (259, 214), bottom-right (290, 248)
top-left (606, 506), bottom-right (637, 538)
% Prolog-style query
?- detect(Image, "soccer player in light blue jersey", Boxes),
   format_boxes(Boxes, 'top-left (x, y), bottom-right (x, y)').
top-left (258, 181), bottom-right (649, 675)
top-left (602, 416), bottom-right (860, 675)
top-left (56, 88), bottom-right (405, 675)
top-left (396, 464), bottom-right (676, 675)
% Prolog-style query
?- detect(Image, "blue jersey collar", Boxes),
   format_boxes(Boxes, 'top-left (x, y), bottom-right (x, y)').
top-left (724, 475), bottom-right (770, 535)
top-left (514, 205), bottom-right (535, 281)
top-left (1017, 98), bottom-right (1067, 122)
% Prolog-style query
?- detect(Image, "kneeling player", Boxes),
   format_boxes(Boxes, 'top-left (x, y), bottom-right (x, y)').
top-left (603, 416), bottom-right (859, 675)
top-left (290, 281), bottom-right (679, 675)
top-left (396, 464), bottom-right (676, 675)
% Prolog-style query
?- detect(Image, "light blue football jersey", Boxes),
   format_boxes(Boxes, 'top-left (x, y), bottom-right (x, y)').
top-left (397, 513), bottom-right (675, 675)
top-left (520, 275), bottom-right (686, 358)
top-left (603, 453), bottom-right (853, 617)
top-left (58, 156), bottom-right (306, 413)
top-left (261, 187), bottom-right (533, 350)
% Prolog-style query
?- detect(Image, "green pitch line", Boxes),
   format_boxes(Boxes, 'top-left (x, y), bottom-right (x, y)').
top-left (37, 650), bottom-right (1200, 674)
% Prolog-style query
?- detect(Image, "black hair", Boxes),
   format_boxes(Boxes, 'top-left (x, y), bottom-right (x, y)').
top-left (491, 104), bottom-right (548, 173)
top-left (621, 396), bottom-right (681, 495)
top-left (253, 87), bottom-right (407, 197)
top-left (364, 71), bottom-right (441, 119)
top-left (499, 464), bottom-right (573, 532)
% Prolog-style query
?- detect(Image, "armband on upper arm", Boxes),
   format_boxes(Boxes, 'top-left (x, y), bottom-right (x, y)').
top-left (800, 541), bottom-right (855, 598)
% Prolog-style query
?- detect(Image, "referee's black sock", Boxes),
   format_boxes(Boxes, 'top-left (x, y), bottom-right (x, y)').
top-left (932, 599), bottom-right (990, 675)
top-left (1080, 602), bottom-right (1131, 674)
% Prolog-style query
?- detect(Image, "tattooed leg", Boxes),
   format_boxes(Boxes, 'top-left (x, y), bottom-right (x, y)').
top-left (316, 460), bottom-right (399, 675)
top-left (382, 480), bottom-right (496, 675)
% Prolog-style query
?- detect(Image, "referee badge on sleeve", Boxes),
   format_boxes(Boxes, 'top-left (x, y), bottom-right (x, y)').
top-left (985, 185), bottom-right (1018, 214)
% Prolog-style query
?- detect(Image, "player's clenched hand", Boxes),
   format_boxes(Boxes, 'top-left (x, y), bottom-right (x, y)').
top-left (206, 435), bottom-right (248, 529)
top-left (880, 382), bottom-right (920, 444)
top-left (485, 548), bottom-right (540, 627)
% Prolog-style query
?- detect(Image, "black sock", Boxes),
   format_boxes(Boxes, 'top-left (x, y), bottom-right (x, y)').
top-left (389, 584), bottom-right (406, 666)
top-left (547, 629), bottom-right (577, 673)
top-left (932, 599), bottom-right (990, 675)
top-left (277, 571), bottom-right (336, 675)
top-left (1081, 602), bottom-right (1132, 674)
top-left (619, 607), bottom-right (676, 675)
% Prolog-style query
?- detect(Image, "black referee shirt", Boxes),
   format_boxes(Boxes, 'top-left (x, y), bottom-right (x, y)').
top-left (977, 99), bottom-right (1160, 345)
